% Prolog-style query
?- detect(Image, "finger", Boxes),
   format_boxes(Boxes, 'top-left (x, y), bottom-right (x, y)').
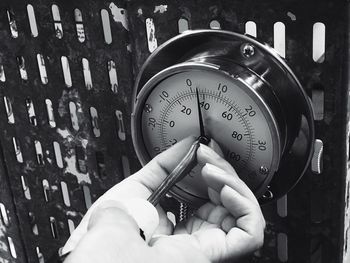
top-left (87, 201), bottom-right (140, 237)
top-left (206, 206), bottom-right (229, 225)
top-left (195, 202), bottom-right (215, 220)
top-left (153, 205), bottom-right (174, 236)
top-left (197, 143), bottom-right (236, 174)
top-left (221, 216), bottom-right (236, 233)
top-left (208, 139), bottom-right (224, 157)
top-left (201, 163), bottom-right (258, 205)
top-left (130, 136), bottom-right (197, 193)
top-left (208, 187), bottom-right (221, 205)
top-left (221, 186), bottom-right (265, 258)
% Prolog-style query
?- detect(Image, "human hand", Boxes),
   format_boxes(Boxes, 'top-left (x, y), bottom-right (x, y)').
top-left (63, 137), bottom-right (265, 263)
top-left (167, 142), bottom-right (266, 262)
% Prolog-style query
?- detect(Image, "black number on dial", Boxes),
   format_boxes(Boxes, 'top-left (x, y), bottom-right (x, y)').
top-left (245, 105), bottom-right (256, 117)
top-left (222, 111), bottom-right (233, 120)
top-left (232, 131), bottom-right (243, 141)
top-left (227, 151), bottom-right (241, 161)
top-left (258, 140), bottom-right (267, 151)
top-left (181, 105), bottom-right (192, 115)
top-left (159, 91), bottom-right (169, 101)
top-left (148, 117), bottom-right (156, 127)
top-left (199, 101), bottom-right (210, 110)
top-left (218, 83), bottom-right (228, 93)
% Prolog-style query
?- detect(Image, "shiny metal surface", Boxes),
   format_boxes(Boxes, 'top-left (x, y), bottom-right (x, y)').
top-left (132, 30), bottom-right (315, 204)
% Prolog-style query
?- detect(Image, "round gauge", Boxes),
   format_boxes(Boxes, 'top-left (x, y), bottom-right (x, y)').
top-left (132, 30), bottom-right (315, 206)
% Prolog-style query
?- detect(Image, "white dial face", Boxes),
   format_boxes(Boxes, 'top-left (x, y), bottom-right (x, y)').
top-left (139, 67), bottom-right (279, 199)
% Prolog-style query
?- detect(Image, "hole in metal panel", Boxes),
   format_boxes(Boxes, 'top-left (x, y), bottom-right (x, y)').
top-left (96, 151), bottom-right (106, 179)
top-left (60, 181), bottom-right (71, 207)
top-left (76, 146), bottom-right (87, 174)
top-left (312, 88), bottom-right (324, 120)
top-left (101, 9), bottom-right (112, 44)
top-left (12, 137), bottom-right (23, 163)
top-left (4, 96), bottom-right (15, 124)
top-left (178, 18), bottom-right (189, 33)
top-left (21, 176), bottom-right (32, 200)
top-left (121, 155), bottom-right (130, 178)
top-left (346, 180), bottom-right (349, 209)
top-left (49, 216), bottom-right (58, 239)
top-left (67, 219), bottom-right (75, 234)
top-left (0, 203), bottom-right (9, 226)
top-left (115, 110), bottom-right (126, 141)
top-left (146, 18), bottom-right (158, 52)
top-left (61, 56), bottom-right (72, 87)
top-left (83, 185), bottom-right (92, 209)
top-left (35, 140), bottom-right (44, 165)
top-left (108, 60), bottom-right (118, 93)
top-left (90, 107), bottom-right (100, 137)
top-left (17, 56), bottom-right (28, 81)
top-left (45, 99), bottom-right (56, 127)
top-left (37, 54), bottom-right (48, 84)
top-left (273, 22), bottom-right (286, 58)
top-left (245, 21), bottom-right (257, 37)
top-left (287, 11), bottom-right (297, 21)
top-left (345, 227), bottom-right (349, 254)
top-left (52, 4), bottom-right (63, 39)
top-left (277, 233), bottom-right (288, 262)
top-left (42, 179), bottom-right (50, 202)
top-left (82, 58), bottom-right (93, 90)
top-left (277, 195), bottom-right (288, 218)
top-left (27, 4), bottom-right (38, 37)
top-left (53, 141), bottom-right (64, 168)
top-left (69, 101), bottom-right (79, 131)
top-left (166, 211), bottom-right (176, 226)
top-left (7, 9), bottom-right (18, 38)
top-left (29, 212), bottom-right (38, 235)
top-left (313, 22), bottom-right (326, 63)
top-left (7, 237), bottom-right (17, 258)
top-left (26, 98), bottom-right (37, 126)
top-left (74, 8), bottom-right (85, 43)
top-left (0, 65), bottom-right (6, 82)
top-left (36, 247), bottom-right (44, 263)
top-left (209, 20), bottom-right (221, 29)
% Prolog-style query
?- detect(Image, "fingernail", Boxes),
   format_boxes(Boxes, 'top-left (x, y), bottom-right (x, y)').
top-left (199, 143), bottom-right (217, 156)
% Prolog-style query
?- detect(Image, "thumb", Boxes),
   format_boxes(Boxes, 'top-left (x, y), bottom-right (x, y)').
top-left (65, 202), bottom-right (147, 263)
top-left (88, 201), bottom-right (140, 234)
top-left (89, 199), bottom-right (159, 243)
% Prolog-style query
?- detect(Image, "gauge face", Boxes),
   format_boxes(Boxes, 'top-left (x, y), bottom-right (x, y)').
top-left (136, 64), bottom-right (281, 202)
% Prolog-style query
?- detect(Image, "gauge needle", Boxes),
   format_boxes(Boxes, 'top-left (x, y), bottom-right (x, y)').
top-left (196, 88), bottom-right (207, 139)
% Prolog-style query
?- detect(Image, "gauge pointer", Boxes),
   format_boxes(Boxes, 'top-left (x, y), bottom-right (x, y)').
top-left (196, 88), bottom-right (210, 144)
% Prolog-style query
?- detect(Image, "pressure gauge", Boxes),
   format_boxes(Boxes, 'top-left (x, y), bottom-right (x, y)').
top-left (132, 30), bottom-right (315, 206)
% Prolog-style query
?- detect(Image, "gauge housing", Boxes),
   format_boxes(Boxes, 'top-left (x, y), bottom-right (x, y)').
top-left (132, 30), bottom-right (315, 205)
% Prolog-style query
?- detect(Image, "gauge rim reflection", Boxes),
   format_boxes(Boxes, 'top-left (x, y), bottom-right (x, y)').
top-left (132, 29), bottom-right (315, 205)
top-left (132, 62), bottom-right (282, 206)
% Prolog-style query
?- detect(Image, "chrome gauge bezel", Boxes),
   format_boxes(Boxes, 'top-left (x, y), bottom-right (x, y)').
top-left (132, 29), bottom-right (315, 205)
top-left (132, 62), bottom-right (282, 206)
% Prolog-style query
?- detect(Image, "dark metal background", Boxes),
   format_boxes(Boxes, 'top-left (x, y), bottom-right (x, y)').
top-left (0, 1), bottom-right (349, 263)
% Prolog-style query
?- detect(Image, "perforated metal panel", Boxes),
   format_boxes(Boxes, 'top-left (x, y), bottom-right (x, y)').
top-left (0, 1), bottom-right (349, 263)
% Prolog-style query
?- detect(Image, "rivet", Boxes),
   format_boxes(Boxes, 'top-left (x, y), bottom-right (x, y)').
top-left (144, 104), bottom-right (152, 113)
top-left (259, 166), bottom-right (269, 175)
